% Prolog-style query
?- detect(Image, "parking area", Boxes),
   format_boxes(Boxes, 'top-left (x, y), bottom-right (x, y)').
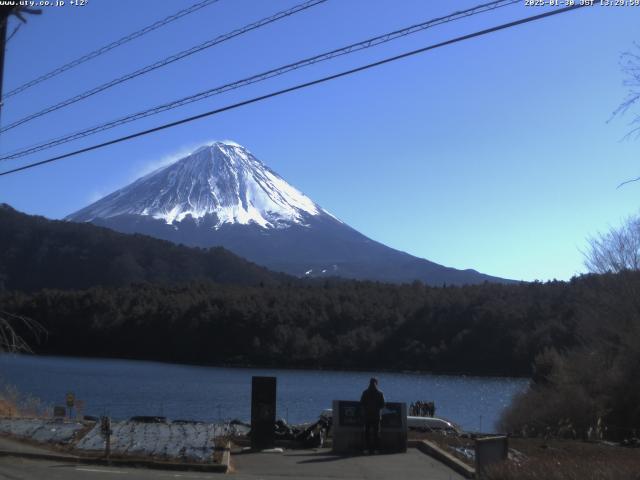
top-left (230, 447), bottom-right (465, 480)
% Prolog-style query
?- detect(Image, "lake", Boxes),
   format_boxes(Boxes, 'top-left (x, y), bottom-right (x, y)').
top-left (0, 354), bottom-right (528, 432)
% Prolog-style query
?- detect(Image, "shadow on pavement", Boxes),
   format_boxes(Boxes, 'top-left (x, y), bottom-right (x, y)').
top-left (288, 450), bottom-right (397, 464)
top-left (291, 452), bottom-right (350, 464)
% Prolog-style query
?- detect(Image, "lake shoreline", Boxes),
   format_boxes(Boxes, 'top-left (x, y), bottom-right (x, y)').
top-left (25, 351), bottom-right (532, 381)
top-left (0, 354), bottom-right (529, 431)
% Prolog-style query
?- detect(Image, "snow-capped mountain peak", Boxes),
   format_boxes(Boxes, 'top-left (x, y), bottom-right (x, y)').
top-left (65, 141), bottom-right (511, 286)
top-left (67, 141), bottom-right (337, 229)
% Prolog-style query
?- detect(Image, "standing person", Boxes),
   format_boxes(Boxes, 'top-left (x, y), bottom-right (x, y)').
top-left (360, 377), bottom-right (385, 454)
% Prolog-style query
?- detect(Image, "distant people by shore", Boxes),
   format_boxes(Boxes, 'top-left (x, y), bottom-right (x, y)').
top-left (409, 400), bottom-right (435, 417)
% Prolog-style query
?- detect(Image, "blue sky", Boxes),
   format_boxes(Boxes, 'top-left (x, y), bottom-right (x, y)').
top-left (0, 0), bottom-right (638, 282)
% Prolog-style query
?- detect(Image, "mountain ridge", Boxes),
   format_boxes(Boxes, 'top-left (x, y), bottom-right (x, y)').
top-left (67, 141), bottom-right (513, 286)
top-left (0, 203), bottom-right (288, 292)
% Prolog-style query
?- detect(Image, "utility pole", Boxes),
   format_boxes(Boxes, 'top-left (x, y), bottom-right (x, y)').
top-left (0, 8), bottom-right (12, 125)
top-left (0, 7), bottom-right (42, 127)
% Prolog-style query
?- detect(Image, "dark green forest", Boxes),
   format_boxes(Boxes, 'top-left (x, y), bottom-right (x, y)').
top-left (0, 204), bottom-right (286, 291)
top-left (0, 274), bottom-right (617, 376)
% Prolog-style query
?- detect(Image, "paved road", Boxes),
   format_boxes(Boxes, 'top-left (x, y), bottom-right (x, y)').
top-left (0, 436), bottom-right (73, 456)
top-left (0, 448), bottom-right (464, 480)
top-left (0, 457), bottom-right (219, 479)
top-left (231, 448), bottom-right (464, 480)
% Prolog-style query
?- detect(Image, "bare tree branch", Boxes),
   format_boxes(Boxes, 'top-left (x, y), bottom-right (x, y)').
top-left (584, 212), bottom-right (640, 274)
top-left (613, 43), bottom-right (640, 187)
top-left (0, 311), bottom-right (46, 353)
top-left (611, 43), bottom-right (640, 121)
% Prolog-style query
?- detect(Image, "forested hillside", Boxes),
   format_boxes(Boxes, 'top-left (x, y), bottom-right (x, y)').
top-left (2, 275), bottom-right (610, 377)
top-left (0, 204), bottom-right (286, 291)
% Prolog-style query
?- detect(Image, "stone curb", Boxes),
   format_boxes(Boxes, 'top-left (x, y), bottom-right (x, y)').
top-left (0, 447), bottom-right (230, 473)
top-left (409, 439), bottom-right (475, 478)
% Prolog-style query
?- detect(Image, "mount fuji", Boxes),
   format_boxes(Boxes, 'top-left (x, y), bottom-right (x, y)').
top-left (67, 141), bottom-right (508, 285)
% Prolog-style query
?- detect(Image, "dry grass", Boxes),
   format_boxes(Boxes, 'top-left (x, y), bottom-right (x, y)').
top-left (485, 456), bottom-right (640, 480)
top-left (0, 383), bottom-right (47, 418)
top-left (411, 431), bottom-right (640, 479)
top-left (0, 398), bottom-right (17, 417)
top-left (508, 437), bottom-right (640, 466)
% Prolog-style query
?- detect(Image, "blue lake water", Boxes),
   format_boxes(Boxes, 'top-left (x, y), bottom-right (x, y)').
top-left (0, 355), bottom-right (528, 432)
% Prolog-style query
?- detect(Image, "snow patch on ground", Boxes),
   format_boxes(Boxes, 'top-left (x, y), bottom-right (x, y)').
top-left (0, 418), bottom-right (230, 464)
top-left (75, 421), bottom-right (220, 462)
top-left (0, 418), bottom-right (83, 444)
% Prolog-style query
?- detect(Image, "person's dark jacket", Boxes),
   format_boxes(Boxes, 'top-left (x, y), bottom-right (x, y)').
top-left (360, 386), bottom-right (385, 423)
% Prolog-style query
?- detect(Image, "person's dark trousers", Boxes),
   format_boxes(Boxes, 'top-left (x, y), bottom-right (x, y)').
top-left (364, 420), bottom-right (380, 453)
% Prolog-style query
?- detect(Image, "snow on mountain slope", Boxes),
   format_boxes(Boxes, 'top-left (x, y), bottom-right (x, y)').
top-left (66, 140), bottom-right (512, 285)
top-left (68, 141), bottom-right (337, 229)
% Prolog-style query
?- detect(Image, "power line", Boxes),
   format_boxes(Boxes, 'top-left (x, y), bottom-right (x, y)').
top-left (0, 0), bottom-right (520, 160)
top-left (0, 0), bottom-right (328, 135)
top-left (5, 22), bottom-right (20, 44)
top-left (0, 3), bottom-right (591, 178)
top-left (1, 0), bottom-right (221, 101)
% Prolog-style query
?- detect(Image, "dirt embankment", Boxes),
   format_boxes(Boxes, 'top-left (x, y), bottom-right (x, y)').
top-left (413, 431), bottom-right (640, 480)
